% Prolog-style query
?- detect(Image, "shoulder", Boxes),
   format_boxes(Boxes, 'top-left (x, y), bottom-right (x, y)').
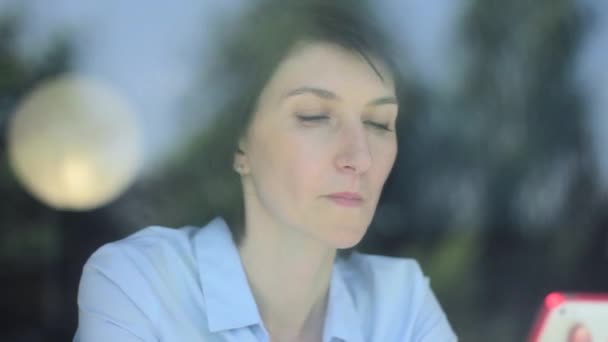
top-left (80, 217), bottom-right (232, 298)
top-left (78, 222), bottom-right (215, 322)
top-left (338, 252), bottom-right (457, 341)
top-left (84, 224), bottom-right (199, 274)
top-left (76, 218), bottom-right (233, 340)
top-left (80, 224), bottom-right (200, 299)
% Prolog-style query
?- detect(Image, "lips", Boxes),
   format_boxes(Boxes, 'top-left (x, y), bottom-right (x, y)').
top-left (326, 192), bottom-right (363, 207)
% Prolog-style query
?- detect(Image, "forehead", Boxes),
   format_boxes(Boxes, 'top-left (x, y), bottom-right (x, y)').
top-left (259, 41), bottom-right (396, 103)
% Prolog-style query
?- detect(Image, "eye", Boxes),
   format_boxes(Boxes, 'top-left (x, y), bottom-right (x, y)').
top-left (296, 113), bottom-right (330, 122)
top-left (364, 120), bottom-right (393, 132)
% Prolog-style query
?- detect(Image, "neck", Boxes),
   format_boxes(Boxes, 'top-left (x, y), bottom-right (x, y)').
top-left (238, 219), bottom-right (336, 341)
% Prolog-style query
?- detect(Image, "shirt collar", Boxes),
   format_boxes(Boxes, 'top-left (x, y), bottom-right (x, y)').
top-left (323, 257), bottom-right (365, 342)
top-left (194, 217), bottom-right (365, 341)
top-left (194, 217), bottom-right (262, 332)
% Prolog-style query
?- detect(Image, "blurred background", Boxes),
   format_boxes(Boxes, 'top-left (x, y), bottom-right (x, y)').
top-left (1, 0), bottom-right (607, 341)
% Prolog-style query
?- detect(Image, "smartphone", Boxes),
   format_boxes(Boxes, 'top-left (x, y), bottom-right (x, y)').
top-left (528, 292), bottom-right (608, 342)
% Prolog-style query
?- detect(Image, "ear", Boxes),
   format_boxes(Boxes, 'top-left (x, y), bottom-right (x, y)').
top-left (233, 139), bottom-right (250, 175)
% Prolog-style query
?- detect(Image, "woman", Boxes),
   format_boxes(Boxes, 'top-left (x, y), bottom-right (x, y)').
top-left (74, 1), bottom-right (457, 341)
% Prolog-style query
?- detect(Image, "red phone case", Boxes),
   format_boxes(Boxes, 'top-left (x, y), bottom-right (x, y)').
top-left (528, 292), bottom-right (608, 342)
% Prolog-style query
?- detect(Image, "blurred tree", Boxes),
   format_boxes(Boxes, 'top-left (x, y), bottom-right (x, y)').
top-left (453, 0), bottom-right (605, 340)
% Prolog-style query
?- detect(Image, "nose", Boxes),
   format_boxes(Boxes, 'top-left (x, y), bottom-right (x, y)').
top-left (334, 123), bottom-right (372, 175)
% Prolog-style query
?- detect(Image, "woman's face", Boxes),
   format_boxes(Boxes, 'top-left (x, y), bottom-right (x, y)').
top-left (236, 41), bottom-right (398, 248)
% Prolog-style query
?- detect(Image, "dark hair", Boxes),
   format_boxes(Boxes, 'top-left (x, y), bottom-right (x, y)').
top-left (193, 0), bottom-right (403, 245)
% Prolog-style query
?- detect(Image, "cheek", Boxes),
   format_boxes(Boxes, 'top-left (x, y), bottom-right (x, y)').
top-left (280, 134), bottom-right (329, 193)
top-left (370, 140), bottom-right (397, 184)
top-left (250, 129), bottom-right (329, 201)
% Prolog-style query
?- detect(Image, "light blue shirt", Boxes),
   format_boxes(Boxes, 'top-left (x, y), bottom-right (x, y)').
top-left (74, 217), bottom-right (457, 341)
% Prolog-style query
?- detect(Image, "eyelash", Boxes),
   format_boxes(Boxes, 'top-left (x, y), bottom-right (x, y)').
top-left (296, 114), bottom-right (330, 122)
top-left (365, 121), bottom-right (392, 132)
top-left (296, 113), bottom-right (393, 132)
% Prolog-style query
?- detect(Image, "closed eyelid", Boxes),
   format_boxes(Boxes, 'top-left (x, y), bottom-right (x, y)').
top-left (290, 98), bottom-right (332, 117)
top-left (365, 120), bottom-right (393, 132)
top-left (294, 111), bottom-right (332, 123)
top-left (296, 113), bottom-right (329, 118)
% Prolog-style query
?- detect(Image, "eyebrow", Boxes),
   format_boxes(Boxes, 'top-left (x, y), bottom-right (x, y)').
top-left (282, 86), bottom-right (398, 107)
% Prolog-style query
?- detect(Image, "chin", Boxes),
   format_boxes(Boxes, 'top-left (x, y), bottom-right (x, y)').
top-left (324, 223), bottom-right (368, 249)
top-left (332, 238), bottom-right (363, 250)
